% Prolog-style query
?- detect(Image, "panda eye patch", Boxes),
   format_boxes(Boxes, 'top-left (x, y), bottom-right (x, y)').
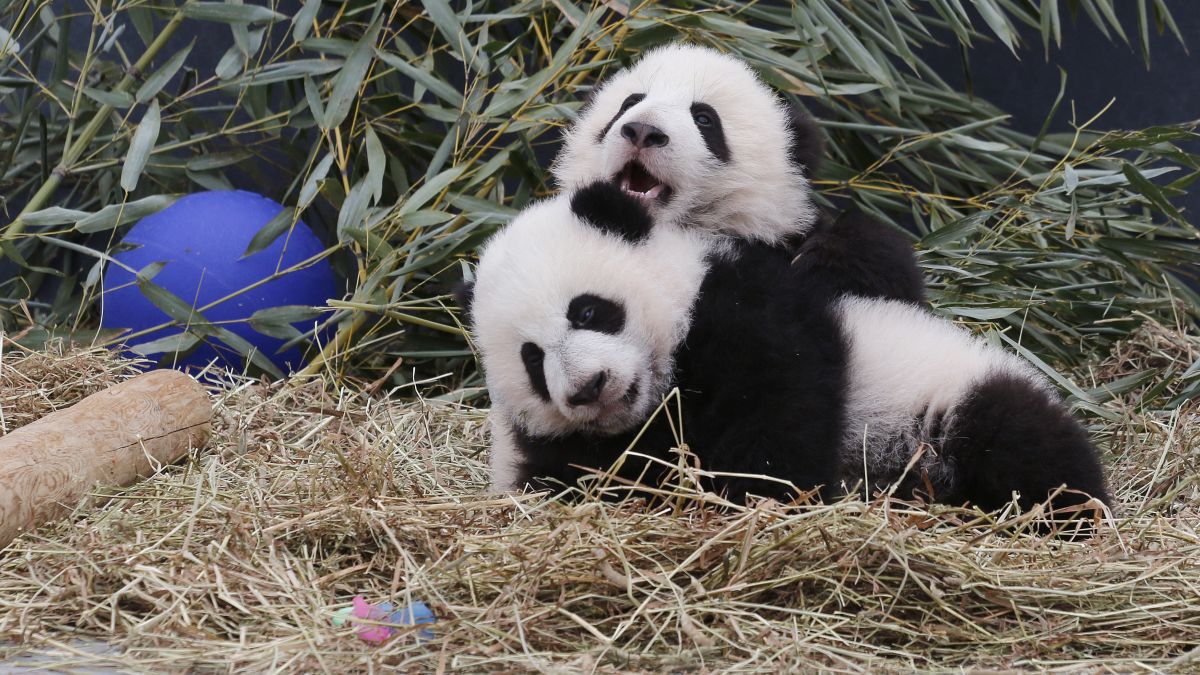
top-left (520, 342), bottom-right (550, 402)
top-left (567, 294), bottom-right (625, 334)
top-left (689, 102), bottom-right (730, 163)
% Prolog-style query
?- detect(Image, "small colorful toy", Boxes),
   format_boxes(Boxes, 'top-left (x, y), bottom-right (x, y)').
top-left (332, 596), bottom-right (435, 643)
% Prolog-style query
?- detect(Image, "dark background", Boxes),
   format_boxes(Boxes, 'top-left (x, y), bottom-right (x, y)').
top-left (918, 3), bottom-right (1199, 218)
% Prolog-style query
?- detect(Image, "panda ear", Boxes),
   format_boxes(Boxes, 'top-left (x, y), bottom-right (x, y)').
top-left (569, 181), bottom-right (654, 244)
top-left (454, 280), bottom-right (475, 319)
top-left (785, 103), bottom-right (824, 179)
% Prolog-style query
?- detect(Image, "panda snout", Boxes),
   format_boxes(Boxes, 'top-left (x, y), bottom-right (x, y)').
top-left (621, 122), bottom-right (669, 149)
top-left (566, 371), bottom-right (608, 407)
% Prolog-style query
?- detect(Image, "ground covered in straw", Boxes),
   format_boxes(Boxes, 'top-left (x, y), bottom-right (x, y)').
top-left (0, 324), bottom-right (1197, 673)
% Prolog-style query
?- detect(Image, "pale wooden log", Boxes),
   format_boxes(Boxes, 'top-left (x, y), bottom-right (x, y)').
top-left (0, 369), bottom-right (211, 547)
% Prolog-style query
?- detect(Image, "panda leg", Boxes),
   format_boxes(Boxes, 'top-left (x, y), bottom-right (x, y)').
top-left (944, 372), bottom-right (1111, 528)
top-left (487, 410), bottom-right (522, 493)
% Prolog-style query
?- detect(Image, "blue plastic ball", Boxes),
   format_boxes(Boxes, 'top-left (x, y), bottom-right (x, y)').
top-left (100, 190), bottom-right (339, 374)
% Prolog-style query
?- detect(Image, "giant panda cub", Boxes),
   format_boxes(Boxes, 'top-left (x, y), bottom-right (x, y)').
top-left (553, 42), bottom-right (925, 305)
top-left (463, 182), bottom-right (1111, 522)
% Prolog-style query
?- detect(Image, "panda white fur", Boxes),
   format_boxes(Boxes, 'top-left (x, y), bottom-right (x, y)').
top-left (552, 43), bottom-right (926, 305)
top-left (463, 183), bottom-right (1110, 520)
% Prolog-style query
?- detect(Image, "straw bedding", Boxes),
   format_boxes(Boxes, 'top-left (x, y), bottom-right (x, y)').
top-left (0, 328), bottom-right (1196, 673)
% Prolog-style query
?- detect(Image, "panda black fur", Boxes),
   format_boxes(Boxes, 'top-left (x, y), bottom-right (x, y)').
top-left (465, 183), bottom-right (1111, 520)
top-left (553, 42), bottom-right (925, 306)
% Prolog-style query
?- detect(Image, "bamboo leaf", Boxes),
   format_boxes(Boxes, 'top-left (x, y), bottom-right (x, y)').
top-left (365, 124), bottom-right (385, 203)
top-left (972, 0), bottom-right (1019, 54)
top-left (398, 166), bottom-right (465, 216)
top-left (293, 0), bottom-right (323, 42)
top-left (242, 206), bottom-right (298, 258)
top-left (323, 18), bottom-right (380, 128)
top-left (120, 100), bottom-right (161, 192)
top-left (82, 86), bottom-right (134, 108)
top-left (376, 50), bottom-right (465, 107)
top-left (183, 3), bottom-right (285, 24)
top-left (299, 153), bottom-right (335, 207)
top-left (136, 42), bottom-right (193, 103)
top-left (130, 332), bottom-right (201, 357)
top-left (76, 195), bottom-right (178, 233)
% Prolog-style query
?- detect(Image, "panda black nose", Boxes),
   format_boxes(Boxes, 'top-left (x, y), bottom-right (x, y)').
top-left (621, 122), bottom-right (669, 149)
top-left (567, 371), bottom-right (607, 406)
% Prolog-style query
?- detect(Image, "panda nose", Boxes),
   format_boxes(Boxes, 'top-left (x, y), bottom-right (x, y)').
top-left (567, 371), bottom-right (607, 406)
top-left (621, 122), bottom-right (669, 149)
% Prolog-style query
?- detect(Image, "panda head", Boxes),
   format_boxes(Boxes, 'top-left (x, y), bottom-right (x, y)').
top-left (552, 43), bottom-right (824, 245)
top-left (463, 182), bottom-right (713, 437)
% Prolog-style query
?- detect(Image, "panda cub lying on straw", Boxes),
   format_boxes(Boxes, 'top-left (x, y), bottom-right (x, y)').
top-left (553, 42), bottom-right (926, 305)
top-left (460, 182), bottom-right (1110, 524)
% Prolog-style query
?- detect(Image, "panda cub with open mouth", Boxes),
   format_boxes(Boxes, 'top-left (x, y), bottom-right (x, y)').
top-left (463, 183), bottom-right (1110, 525)
top-left (553, 43), bottom-right (926, 305)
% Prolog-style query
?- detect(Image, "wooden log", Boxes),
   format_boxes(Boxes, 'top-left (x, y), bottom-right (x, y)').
top-left (0, 369), bottom-right (211, 548)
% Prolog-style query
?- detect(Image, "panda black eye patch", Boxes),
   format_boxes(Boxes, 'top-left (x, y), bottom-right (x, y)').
top-left (567, 294), bottom-right (625, 334)
top-left (690, 102), bottom-right (730, 163)
top-left (520, 342), bottom-right (551, 402)
top-left (596, 93), bottom-right (646, 143)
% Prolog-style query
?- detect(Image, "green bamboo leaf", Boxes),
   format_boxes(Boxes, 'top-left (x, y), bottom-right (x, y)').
top-left (135, 275), bottom-right (202, 326)
top-left (21, 206), bottom-right (91, 226)
top-left (365, 124), bottom-right (385, 203)
top-left (215, 44), bottom-right (243, 80)
top-left (186, 149), bottom-right (253, 172)
top-left (293, 0), bottom-right (323, 41)
top-left (76, 195), bottom-right (178, 233)
top-left (323, 17), bottom-right (381, 128)
top-left (120, 100), bottom-right (160, 192)
top-left (228, 59), bottom-right (343, 87)
top-left (136, 42), bottom-right (193, 103)
top-left (971, 0), bottom-right (1018, 54)
top-left (422, 0), bottom-right (479, 72)
top-left (82, 86), bottom-right (134, 109)
top-left (945, 306), bottom-right (1019, 320)
top-left (808, 1), bottom-right (893, 88)
top-left (242, 206), bottom-right (297, 257)
top-left (1122, 163), bottom-right (1184, 222)
top-left (1040, 0), bottom-right (1061, 51)
top-left (299, 153), bottom-right (335, 207)
top-left (398, 166), bottom-right (466, 216)
top-left (250, 305), bottom-right (324, 339)
top-left (0, 25), bottom-right (20, 57)
top-left (1063, 163), bottom-right (1079, 194)
top-left (131, 332), bottom-right (201, 357)
top-left (183, 2), bottom-right (285, 24)
top-left (337, 178), bottom-right (373, 241)
top-left (376, 50), bottom-right (465, 107)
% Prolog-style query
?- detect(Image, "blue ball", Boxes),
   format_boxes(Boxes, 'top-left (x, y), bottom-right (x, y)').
top-left (101, 190), bottom-right (339, 374)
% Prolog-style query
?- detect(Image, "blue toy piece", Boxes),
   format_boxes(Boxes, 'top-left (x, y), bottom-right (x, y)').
top-left (100, 190), bottom-right (338, 373)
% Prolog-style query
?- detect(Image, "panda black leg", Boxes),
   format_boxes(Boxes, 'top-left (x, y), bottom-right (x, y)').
top-left (944, 373), bottom-right (1110, 534)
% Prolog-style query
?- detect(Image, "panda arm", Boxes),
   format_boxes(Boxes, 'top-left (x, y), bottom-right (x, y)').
top-left (794, 210), bottom-right (926, 305)
top-left (681, 248), bottom-right (844, 503)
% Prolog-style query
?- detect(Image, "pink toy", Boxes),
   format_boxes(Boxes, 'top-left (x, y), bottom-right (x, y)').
top-left (332, 595), bottom-right (436, 644)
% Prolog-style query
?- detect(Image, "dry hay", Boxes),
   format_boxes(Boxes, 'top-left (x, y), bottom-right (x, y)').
top-left (0, 329), bottom-right (1196, 674)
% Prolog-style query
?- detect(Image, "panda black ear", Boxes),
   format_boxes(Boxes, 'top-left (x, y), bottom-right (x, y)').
top-left (785, 103), bottom-right (825, 179)
top-left (454, 280), bottom-right (475, 319)
top-left (569, 181), bottom-right (654, 244)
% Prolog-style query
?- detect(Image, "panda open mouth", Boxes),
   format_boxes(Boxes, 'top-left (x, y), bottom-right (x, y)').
top-left (616, 161), bottom-right (672, 204)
